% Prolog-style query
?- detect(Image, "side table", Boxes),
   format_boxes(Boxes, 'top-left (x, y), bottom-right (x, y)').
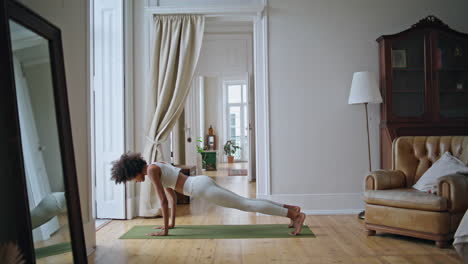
top-left (201, 151), bottom-right (217, 171)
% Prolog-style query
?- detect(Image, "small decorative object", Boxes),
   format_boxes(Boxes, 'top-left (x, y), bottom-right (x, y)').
top-left (207, 126), bottom-right (216, 150)
top-left (454, 47), bottom-right (463, 57)
top-left (224, 140), bottom-right (240, 163)
top-left (411, 15), bottom-right (449, 29)
top-left (392, 49), bottom-right (407, 68)
top-left (456, 82), bottom-right (464, 91)
top-left (207, 135), bottom-right (216, 150)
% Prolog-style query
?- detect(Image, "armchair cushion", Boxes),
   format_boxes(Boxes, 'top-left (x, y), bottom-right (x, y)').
top-left (364, 188), bottom-right (448, 212)
top-left (413, 151), bottom-right (468, 193)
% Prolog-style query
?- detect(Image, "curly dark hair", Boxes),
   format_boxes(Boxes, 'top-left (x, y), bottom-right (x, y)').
top-left (111, 152), bottom-right (147, 184)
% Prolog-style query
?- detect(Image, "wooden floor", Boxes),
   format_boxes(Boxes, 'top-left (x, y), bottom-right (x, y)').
top-left (51, 162), bottom-right (465, 263)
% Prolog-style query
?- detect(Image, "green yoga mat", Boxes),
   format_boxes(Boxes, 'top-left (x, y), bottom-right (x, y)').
top-left (119, 224), bottom-right (315, 239)
top-left (35, 242), bottom-right (72, 259)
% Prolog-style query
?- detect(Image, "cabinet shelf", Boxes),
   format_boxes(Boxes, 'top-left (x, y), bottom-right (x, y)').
top-left (393, 68), bottom-right (424, 72)
top-left (438, 68), bottom-right (468, 72)
top-left (440, 90), bottom-right (468, 94)
top-left (393, 90), bottom-right (424, 93)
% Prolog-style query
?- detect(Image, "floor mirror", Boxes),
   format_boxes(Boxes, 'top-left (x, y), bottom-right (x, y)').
top-left (0, 0), bottom-right (87, 263)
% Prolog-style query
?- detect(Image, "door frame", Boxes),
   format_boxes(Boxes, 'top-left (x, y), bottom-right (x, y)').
top-left (143, 2), bottom-right (271, 196)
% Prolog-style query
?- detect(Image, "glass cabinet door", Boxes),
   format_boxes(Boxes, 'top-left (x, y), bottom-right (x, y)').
top-left (391, 31), bottom-right (426, 118)
top-left (436, 32), bottom-right (468, 118)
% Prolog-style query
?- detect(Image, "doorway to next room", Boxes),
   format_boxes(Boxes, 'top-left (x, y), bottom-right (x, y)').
top-left (175, 18), bottom-right (256, 189)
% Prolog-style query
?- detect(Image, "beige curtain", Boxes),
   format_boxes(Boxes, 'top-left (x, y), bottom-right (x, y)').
top-left (137, 15), bottom-right (205, 217)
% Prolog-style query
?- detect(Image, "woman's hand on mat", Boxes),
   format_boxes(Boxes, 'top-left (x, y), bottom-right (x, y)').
top-left (146, 229), bottom-right (168, 236)
top-left (153, 225), bottom-right (174, 229)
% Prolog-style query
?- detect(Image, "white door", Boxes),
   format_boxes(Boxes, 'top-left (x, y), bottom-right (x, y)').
top-left (224, 77), bottom-right (249, 162)
top-left (94, 0), bottom-right (125, 219)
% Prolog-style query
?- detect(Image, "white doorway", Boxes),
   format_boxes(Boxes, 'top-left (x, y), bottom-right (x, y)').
top-left (180, 19), bottom-right (257, 183)
top-left (144, 2), bottom-right (270, 199)
top-left (91, 0), bottom-right (126, 221)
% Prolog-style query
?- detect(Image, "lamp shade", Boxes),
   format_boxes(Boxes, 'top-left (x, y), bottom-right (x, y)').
top-left (348, 71), bottom-right (382, 104)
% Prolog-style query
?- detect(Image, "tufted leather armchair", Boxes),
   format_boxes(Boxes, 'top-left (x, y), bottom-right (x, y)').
top-left (364, 136), bottom-right (468, 248)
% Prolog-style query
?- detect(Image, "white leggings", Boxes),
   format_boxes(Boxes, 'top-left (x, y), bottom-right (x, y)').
top-left (183, 175), bottom-right (288, 217)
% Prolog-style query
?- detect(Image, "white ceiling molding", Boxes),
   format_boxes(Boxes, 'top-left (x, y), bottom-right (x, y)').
top-left (145, 7), bottom-right (262, 17)
top-left (146, 0), bottom-right (264, 10)
top-left (10, 26), bottom-right (46, 51)
top-left (21, 57), bottom-right (50, 68)
top-left (144, 0), bottom-right (265, 17)
top-left (11, 36), bottom-right (45, 51)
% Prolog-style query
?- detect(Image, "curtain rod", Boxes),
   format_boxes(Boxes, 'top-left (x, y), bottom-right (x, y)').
top-left (145, 7), bottom-right (264, 17)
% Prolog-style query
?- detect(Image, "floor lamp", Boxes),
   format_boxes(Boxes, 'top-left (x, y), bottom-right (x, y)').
top-left (348, 71), bottom-right (382, 219)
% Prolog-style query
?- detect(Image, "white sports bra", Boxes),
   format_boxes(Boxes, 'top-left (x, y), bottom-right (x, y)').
top-left (151, 162), bottom-right (181, 189)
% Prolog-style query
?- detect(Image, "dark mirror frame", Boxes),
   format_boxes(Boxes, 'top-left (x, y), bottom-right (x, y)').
top-left (0, 0), bottom-right (87, 263)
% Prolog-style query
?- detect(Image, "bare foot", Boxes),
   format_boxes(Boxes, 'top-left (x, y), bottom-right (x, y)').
top-left (287, 206), bottom-right (301, 228)
top-left (289, 213), bottom-right (306, 236)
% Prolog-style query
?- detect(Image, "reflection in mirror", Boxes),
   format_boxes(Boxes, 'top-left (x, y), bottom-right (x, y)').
top-left (9, 20), bottom-right (73, 262)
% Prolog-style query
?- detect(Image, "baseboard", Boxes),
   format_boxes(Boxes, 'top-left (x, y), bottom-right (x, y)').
top-left (83, 220), bottom-right (96, 256)
top-left (257, 193), bottom-right (365, 214)
top-left (302, 209), bottom-right (363, 215)
top-left (86, 246), bottom-right (96, 257)
top-left (126, 196), bottom-right (138, 220)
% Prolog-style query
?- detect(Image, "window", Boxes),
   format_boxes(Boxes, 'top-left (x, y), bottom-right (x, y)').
top-left (225, 81), bottom-right (248, 161)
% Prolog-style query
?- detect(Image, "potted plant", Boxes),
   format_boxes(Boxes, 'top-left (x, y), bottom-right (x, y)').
top-left (196, 137), bottom-right (206, 172)
top-left (224, 140), bottom-right (240, 163)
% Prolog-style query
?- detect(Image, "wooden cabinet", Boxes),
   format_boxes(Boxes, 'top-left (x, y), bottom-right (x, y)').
top-left (377, 16), bottom-right (468, 169)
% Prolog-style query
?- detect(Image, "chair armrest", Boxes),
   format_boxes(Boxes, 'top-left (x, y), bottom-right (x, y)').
top-left (365, 170), bottom-right (406, 190)
top-left (438, 174), bottom-right (468, 213)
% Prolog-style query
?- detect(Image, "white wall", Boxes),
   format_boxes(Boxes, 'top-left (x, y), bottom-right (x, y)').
top-left (203, 76), bottom-right (219, 139)
top-left (20, 0), bottom-right (95, 252)
top-left (266, 0), bottom-right (468, 212)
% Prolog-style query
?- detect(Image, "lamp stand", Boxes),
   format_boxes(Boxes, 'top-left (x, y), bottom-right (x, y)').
top-left (365, 103), bottom-right (372, 172)
top-left (359, 103), bottom-right (372, 220)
